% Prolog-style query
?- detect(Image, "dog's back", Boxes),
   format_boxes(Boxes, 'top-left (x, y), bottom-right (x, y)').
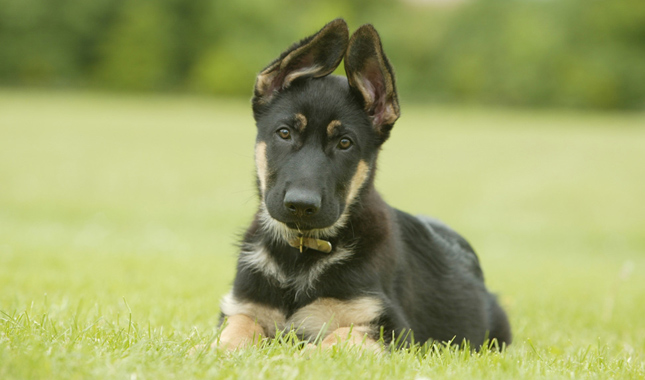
top-left (391, 211), bottom-right (512, 346)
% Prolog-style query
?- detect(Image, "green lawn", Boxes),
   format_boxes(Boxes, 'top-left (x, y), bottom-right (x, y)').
top-left (1, 90), bottom-right (644, 379)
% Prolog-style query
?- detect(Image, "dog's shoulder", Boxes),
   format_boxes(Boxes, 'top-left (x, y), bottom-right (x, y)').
top-left (393, 210), bottom-right (485, 282)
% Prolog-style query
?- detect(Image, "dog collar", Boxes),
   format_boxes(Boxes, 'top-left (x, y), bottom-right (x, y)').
top-left (288, 236), bottom-right (332, 253)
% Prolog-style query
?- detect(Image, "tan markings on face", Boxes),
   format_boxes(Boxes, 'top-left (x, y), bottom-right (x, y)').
top-left (216, 314), bottom-right (265, 350)
top-left (326, 120), bottom-right (341, 137)
top-left (295, 113), bottom-right (307, 132)
top-left (220, 292), bottom-right (286, 337)
top-left (255, 142), bottom-right (268, 196)
top-left (345, 160), bottom-right (370, 206)
top-left (287, 297), bottom-right (382, 340)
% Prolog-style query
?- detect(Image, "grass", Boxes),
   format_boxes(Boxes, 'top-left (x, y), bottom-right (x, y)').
top-left (1, 89), bottom-right (644, 379)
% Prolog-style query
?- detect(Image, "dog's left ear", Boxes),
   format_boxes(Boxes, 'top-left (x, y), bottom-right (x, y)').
top-left (345, 24), bottom-right (400, 141)
top-left (253, 19), bottom-right (349, 107)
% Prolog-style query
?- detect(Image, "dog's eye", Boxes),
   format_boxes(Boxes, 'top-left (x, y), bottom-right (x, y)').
top-left (277, 128), bottom-right (291, 140)
top-left (338, 138), bottom-right (353, 150)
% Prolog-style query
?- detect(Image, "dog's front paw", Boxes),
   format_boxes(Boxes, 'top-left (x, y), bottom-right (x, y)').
top-left (189, 314), bottom-right (267, 354)
top-left (216, 314), bottom-right (266, 351)
top-left (320, 327), bottom-right (383, 353)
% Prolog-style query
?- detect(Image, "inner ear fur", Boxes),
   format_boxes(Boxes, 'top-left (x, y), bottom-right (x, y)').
top-left (344, 24), bottom-right (400, 140)
top-left (253, 19), bottom-right (349, 105)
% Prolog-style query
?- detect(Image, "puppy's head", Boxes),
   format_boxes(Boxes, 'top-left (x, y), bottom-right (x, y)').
top-left (252, 19), bottom-right (400, 242)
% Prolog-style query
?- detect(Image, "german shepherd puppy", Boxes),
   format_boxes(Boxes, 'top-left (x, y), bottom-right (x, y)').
top-left (216, 19), bottom-right (511, 351)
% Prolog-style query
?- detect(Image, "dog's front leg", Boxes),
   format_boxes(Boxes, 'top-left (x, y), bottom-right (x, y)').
top-left (320, 326), bottom-right (381, 351)
top-left (215, 314), bottom-right (265, 350)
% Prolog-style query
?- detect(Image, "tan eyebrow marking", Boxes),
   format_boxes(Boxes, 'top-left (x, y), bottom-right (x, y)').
top-left (327, 120), bottom-right (341, 137)
top-left (295, 113), bottom-right (307, 132)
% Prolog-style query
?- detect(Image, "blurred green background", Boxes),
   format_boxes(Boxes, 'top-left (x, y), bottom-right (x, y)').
top-left (1, 0), bottom-right (644, 109)
top-left (1, 1), bottom-right (645, 378)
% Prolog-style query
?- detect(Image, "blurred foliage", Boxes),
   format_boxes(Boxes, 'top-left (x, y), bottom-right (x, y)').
top-left (0, 0), bottom-right (643, 109)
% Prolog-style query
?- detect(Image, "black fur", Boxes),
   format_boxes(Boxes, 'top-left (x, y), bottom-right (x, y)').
top-left (223, 19), bottom-right (511, 349)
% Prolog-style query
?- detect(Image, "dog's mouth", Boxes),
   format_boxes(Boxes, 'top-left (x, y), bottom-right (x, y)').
top-left (285, 222), bottom-right (319, 231)
top-left (259, 202), bottom-right (348, 243)
top-left (265, 203), bottom-right (342, 233)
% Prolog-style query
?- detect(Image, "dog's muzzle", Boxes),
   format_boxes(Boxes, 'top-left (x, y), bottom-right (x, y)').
top-left (283, 188), bottom-right (321, 218)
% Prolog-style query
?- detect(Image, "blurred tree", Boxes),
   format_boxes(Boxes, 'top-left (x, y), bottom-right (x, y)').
top-left (93, 0), bottom-right (176, 90)
top-left (0, 0), bottom-right (643, 109)
top-left (0, 0), bottom-right (117, 85)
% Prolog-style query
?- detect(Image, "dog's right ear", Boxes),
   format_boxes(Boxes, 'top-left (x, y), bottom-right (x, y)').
top-left (253, 19), bottom-right (349, 107)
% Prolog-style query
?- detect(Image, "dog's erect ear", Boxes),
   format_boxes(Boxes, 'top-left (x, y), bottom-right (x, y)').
top-left (345, 24), bottom-right (400, 141)
top-left (253, 19), bottom-right (349, 105)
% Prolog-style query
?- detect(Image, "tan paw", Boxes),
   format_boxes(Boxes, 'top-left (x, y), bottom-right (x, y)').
top-left (320, 327), bottom-right (382, 352)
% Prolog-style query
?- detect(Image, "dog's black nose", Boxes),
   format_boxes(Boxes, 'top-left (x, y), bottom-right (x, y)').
top-left (284, 189), bottom-right (321, 217)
